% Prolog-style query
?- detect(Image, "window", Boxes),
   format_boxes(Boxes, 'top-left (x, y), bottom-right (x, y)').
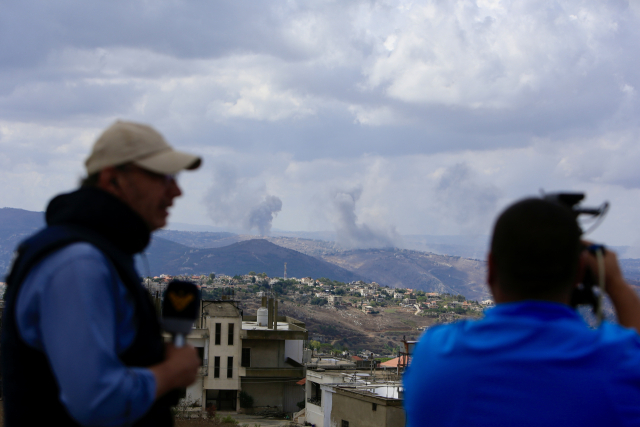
top-left (241, 348), bottom-right (251, 367)
top-left (215, 323), bottom-right (221, 345)
top-left (227, 356), bottom-right (233, 378)
top-left (228, 323), bottom-right (234, 345)
top-left (214, 356), bottom-right (220, 378)
top-left (372, 403), bottom-right (377, 411)
top-left (196, 347), bottom-right (205, 366)
top-left (342, 421), bottom-right (349, 427)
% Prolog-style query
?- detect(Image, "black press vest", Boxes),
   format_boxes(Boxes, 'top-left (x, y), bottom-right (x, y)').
top-left (1, 224), bottom-right (177, 426)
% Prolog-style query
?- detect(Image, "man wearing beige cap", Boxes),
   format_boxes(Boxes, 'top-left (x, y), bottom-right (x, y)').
top-left (2, 121), bottom-right (202, 426)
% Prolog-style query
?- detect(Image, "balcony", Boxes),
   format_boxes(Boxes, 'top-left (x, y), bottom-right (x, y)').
top-left (307, 397), bottom-right (321, 406)
top-left (243, 367), bottom-right (305, 378)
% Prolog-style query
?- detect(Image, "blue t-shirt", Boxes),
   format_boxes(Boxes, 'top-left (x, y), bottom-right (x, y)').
top-left (404, 301), bottom-right (640, 427)
top-left (16, 243), bottom-right (156, 426)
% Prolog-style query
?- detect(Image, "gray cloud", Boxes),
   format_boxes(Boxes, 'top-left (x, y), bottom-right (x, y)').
top-left (331, 186), bottom-right (401, 249)
top-left (1, 0), bottom-right (640, 246)
top-left (435, 163), bottom-right (501, 234)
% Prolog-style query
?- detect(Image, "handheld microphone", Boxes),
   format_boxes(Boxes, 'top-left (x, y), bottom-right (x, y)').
top-left (162, 280), bottom-right (200, 347)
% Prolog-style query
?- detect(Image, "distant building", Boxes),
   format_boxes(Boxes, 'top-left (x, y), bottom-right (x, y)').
top-left (328, 295), bottom-right (343, 306)
top-left (310, 333), bottom-right (326, 343)
top-left (359, 288), bottom-right (373, 297)
top-left (178, 299), bottom-right (308, 413)
top-left (303, 368), bottom-right (404, 427)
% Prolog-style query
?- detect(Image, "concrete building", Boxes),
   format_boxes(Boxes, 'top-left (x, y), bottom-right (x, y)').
top-left (179, 299), bottom-right (308, 413)
top-left (304, 368), bottom-right (405, 427)
top-left (328, 295), bottom-right (343, 306)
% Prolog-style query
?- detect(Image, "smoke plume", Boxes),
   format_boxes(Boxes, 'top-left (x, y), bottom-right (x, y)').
top-left (331, 186), bottom-right (400, 249)
top-left (245, 195), bottom-right (282, 235)
top-left (204, 162), bottom-right (282, 235)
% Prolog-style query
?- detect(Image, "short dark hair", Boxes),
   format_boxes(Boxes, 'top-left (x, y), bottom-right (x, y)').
top-left (490, 198), bottom-right (582, 298)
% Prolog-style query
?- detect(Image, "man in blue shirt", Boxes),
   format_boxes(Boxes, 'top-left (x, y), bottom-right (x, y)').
top-left (2, 121), bottom-right (203, 426)
top-left (404, 198), bottom-right (640, 426)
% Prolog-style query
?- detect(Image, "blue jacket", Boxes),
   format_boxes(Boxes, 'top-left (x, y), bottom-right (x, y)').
top-left (404, 301), bottom-right (640, 427)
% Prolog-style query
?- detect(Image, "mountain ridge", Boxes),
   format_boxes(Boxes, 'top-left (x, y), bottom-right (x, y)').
top-left (0, 207), bottom-right (487, 299)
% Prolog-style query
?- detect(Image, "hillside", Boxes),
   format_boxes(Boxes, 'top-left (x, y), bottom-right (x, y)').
top-left (239, 294), bottom-right (447, 354)
top-left (321, 248), bottom-right (487, 301)
top-left (157, 231), bottom-right (490, 300)
top-left (6, 208), bottom-right (640, 303)
top-left (0, 208), bottom-right (45, 274)
top-left (144, 238), bottom-right (365, 282)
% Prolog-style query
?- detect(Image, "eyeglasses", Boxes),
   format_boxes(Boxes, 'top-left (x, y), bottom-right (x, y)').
top-left (119, 164), bottom-right (178, 184)
top-left (142, 169), bottom-right (177, 184)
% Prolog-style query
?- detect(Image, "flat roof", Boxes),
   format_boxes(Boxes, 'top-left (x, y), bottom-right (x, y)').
top-left (242, 320), bottom-right (293, 331)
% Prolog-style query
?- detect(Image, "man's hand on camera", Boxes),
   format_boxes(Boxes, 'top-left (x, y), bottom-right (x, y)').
top-left (582, 241), bottom-right (640, 333)
top-left (149, 343), bottom-right (201, 399)
top-left (581, 242), bottom-right (626, 294)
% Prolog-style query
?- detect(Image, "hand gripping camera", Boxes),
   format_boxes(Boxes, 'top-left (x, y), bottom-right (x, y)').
top-left (542, 192), bottom-right (609, 321)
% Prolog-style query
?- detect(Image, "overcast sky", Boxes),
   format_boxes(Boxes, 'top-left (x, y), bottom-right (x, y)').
top-left (2, 0), bottom-right (640, 248)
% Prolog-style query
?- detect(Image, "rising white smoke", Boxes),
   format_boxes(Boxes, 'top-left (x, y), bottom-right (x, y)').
top-left (204, 162), bottom-right (282, 235)
top-left (331, 186), bottom-right (401, 249)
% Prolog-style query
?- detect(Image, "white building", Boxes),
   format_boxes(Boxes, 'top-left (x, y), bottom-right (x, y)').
top-left (178, 299), bottom-right (308, 412)
top-left (328, 295), bottom-right (343, 306)
top-left (304, 369), bottom-right (404, 427)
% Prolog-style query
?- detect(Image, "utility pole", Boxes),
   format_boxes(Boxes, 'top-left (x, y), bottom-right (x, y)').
top-left (284, 262), bottom-right (287, 279)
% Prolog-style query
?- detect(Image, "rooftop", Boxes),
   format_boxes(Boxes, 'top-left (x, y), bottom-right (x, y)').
top-left (241, 320), bottom-right (294, 331)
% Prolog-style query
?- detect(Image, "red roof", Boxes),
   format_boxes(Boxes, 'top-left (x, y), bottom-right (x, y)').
top-left (351, 355), bottom-right (363, 361)
top-left (380, 356), bottom-right (411, 368)
top-left (380, 357), bottom-right (400, 367)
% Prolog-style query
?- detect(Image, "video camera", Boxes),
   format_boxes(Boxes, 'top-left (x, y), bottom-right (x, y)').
top-left (542, 192), bottom-right (609, 319)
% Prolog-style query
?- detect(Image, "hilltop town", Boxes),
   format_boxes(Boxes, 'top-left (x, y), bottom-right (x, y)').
top-left (141, 268), bottom-right (494, 427)
top-left (145, 271), bottom-right (490, 357)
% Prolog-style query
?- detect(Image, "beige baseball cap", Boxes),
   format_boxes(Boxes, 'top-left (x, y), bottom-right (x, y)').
top-left (85, 120), bottom-right (202, 175)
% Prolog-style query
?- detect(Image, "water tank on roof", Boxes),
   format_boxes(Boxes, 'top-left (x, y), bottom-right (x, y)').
top-left (257, 307), bottom-right (268, 327)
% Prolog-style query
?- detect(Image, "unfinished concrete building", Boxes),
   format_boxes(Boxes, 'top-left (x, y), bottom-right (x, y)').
top-left (177, 296), bottom-right (308, 413)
